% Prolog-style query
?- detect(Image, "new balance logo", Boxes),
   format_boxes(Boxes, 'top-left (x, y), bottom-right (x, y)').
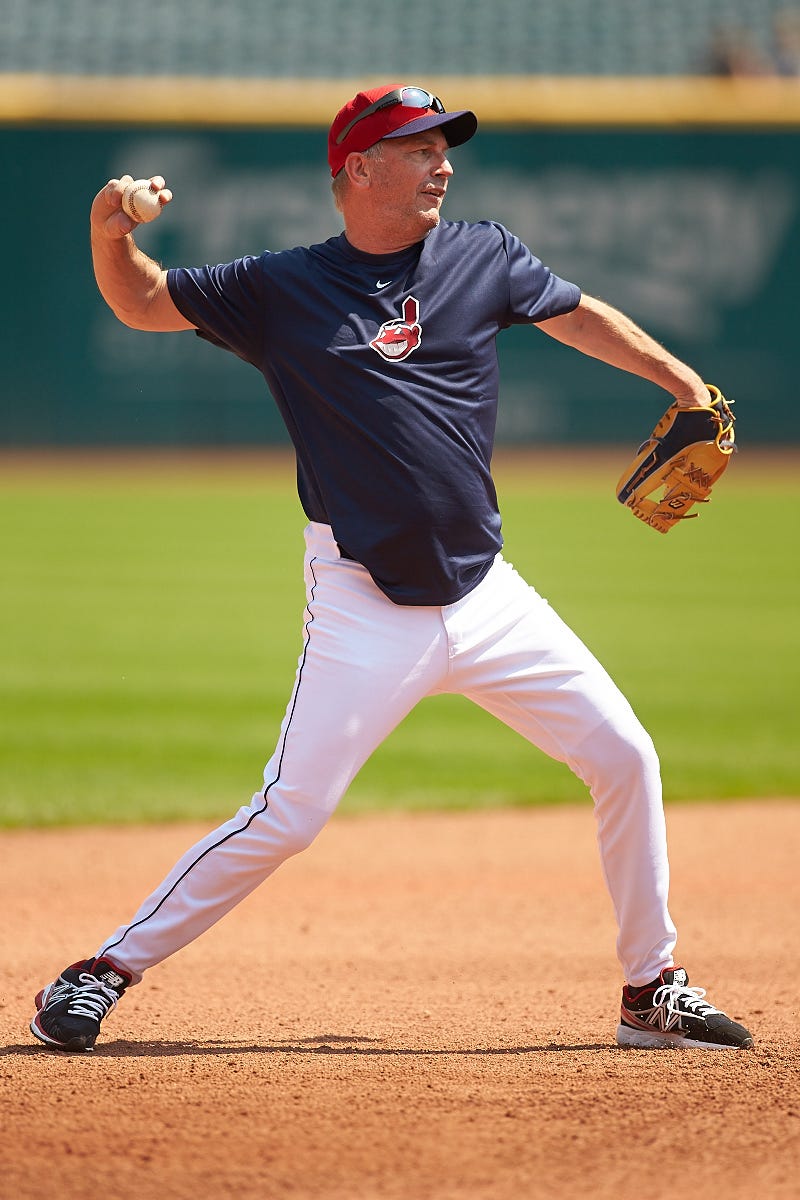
top-left (98, 969), bottom-right (126, 989)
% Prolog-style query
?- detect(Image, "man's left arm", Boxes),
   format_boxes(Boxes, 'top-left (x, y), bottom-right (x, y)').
top-left (537, 293), bottom-right (709, 409)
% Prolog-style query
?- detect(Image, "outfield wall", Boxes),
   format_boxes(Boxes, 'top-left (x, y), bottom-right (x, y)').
top-left (3, 80), bottom-right (798, 444)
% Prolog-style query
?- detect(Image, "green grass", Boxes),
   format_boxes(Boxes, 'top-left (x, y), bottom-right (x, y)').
top-left (1, 452), bottom-right (798, 827)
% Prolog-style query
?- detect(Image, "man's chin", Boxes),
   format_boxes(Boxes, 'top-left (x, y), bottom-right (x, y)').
top-left (417, 207), bottom-right (441, 231)
top-left (397, 205), bottom-right (441, 244)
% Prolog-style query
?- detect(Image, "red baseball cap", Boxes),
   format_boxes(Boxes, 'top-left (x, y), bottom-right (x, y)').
top-left (328, 84), bottom-right (477, 178)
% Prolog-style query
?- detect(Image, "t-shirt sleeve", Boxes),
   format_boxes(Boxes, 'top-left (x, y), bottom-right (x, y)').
top-left (499, 225), bottom-right (581, 325)
top-left (167, 256), bottom-right (266, 365)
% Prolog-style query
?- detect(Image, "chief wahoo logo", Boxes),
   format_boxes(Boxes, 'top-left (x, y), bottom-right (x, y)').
top-left (369, 295), bottom-right (422, 362)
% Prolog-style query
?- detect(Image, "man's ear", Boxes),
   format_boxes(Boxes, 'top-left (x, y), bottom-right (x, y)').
top-left (344, 152), bottom-right (374, 190)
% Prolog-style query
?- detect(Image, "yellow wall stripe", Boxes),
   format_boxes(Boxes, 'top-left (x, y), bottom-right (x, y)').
top-left (2, 73), bottom-right (800, 127)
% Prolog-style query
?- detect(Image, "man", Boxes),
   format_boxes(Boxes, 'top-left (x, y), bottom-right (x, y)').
top-left (31, 84), bottom-right (752, 1053)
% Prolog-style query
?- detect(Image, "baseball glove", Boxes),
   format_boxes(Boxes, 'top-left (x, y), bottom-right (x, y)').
top-left (616, 385), bottom-right (736, 533)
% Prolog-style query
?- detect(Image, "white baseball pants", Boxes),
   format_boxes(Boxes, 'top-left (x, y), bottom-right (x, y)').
top-left (98, 522), bottom-right (676, 988)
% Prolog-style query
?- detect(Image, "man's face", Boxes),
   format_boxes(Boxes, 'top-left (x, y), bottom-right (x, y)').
top-left (365, 129), bottom-right (454, 237)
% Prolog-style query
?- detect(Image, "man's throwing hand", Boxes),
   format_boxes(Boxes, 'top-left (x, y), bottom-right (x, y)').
top-left (90, 175), bottom-right (172, 239)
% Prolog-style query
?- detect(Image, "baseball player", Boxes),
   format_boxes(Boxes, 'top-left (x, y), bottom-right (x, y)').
top-left (32, 84), bottom-right (752, 1053)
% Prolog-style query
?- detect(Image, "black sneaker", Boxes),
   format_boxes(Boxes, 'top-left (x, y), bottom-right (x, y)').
top-left (617, 966), bottom-right (753, 1050)
top-left (31, 957), bottom-right (132, 1052)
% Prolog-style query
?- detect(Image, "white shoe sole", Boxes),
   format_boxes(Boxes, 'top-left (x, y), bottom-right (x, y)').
top-left (616, 1022), bottom-right (739, 1050)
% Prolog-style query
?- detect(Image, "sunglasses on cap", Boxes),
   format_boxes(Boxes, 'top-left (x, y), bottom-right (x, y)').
top-left (335, 86), bottom-right (446, 146)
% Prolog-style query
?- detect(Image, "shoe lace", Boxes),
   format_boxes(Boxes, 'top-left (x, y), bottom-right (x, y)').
top-left (63, 972), bottom-right (122, 1022)
top-left (653, 982), bottom-right (721, 1020)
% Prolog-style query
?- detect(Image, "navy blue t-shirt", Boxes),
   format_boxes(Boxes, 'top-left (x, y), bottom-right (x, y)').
top-left (167, 220), bottom-right (580, 605)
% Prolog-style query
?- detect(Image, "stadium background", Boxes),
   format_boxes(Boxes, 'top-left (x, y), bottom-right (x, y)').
top-left (2, 11), bottom-right (799, 1200)
top-left (2, 0), bottom-right (799, 446)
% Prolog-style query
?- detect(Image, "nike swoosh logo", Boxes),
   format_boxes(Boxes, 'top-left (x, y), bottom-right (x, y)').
top-left (376, 280), bottom-right (392, 289)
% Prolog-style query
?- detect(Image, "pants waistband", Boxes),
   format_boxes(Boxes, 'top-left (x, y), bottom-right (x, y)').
top-left (305, 522), bottom-right (356, 562)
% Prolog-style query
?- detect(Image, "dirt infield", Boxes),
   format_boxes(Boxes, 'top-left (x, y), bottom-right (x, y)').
top-left (2, 800), bottom-right (798, 1200)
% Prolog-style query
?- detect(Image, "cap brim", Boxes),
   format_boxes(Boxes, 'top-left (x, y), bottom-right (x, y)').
top-left (381, 109), bottom-right (478, 148)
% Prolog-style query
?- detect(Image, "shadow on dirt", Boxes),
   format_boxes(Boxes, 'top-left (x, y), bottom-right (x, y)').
top-left (3, 1036), bottom-right (612, 1058)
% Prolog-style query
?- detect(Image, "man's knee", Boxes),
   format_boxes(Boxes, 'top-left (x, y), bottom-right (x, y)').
top-left (615, 723), bottom-right (660, 785)
top-left (577, 716), bottom-right (661, 793)
top-left (254, 787), bottom-right (331, 858)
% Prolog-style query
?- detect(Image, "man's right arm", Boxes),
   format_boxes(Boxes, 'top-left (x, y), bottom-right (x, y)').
top-left (90, 175), bottom-right (195, 332)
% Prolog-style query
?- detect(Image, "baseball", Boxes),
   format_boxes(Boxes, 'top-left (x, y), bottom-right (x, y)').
top-left (121, 179), bottom-right (163, 224)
